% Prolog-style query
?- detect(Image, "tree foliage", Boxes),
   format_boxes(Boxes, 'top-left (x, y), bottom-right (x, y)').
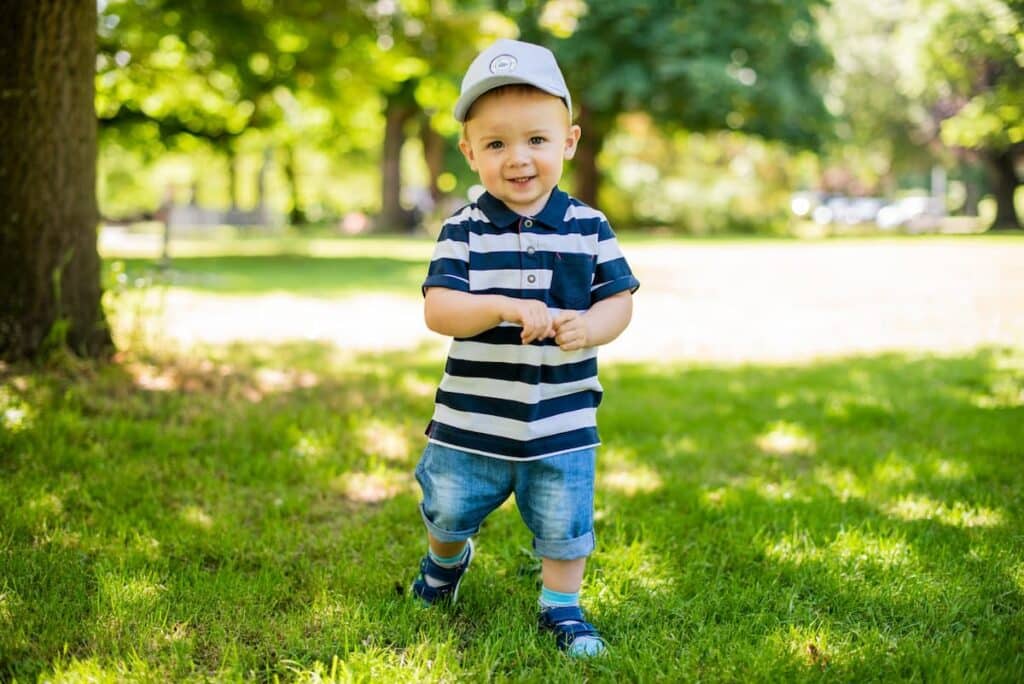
top-left (511, 0), bottom-right (832, 205)
top-left (917, 0), bottom-right (1023, 228)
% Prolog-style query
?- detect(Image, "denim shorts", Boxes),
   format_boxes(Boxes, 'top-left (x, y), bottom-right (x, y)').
top-left (414, 442), bottom-right (596, 560)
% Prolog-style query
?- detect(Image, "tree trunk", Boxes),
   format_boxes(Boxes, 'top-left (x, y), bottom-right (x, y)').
top-left (0, 0), bottom-right (113, 360)
top-left (963, 179), bottom-right (981, 217)
top-left (282, 144), bottom-right (306, 226)
top-left (379, 82), bottom-right (418, 232)
top-left (421, 118), bottom-right (445, 206)
top-left (228, 144), bottom-right (239, 210)
top-left (983, 149), bottom-right (1021, 231)
top-left (573, 105), bottom-right (607, 208)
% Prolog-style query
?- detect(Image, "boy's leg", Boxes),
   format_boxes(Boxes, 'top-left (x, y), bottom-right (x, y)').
top-left (412, 443), bottom-right (511, 605)
top-left (516, 449), bottom-right (606, 657)
top-left (541, 556), bottom-right (586, 593)
top-left (429, 534), bottom-right (468, 559)
top-left (537, 556), bottom-right (604, 657)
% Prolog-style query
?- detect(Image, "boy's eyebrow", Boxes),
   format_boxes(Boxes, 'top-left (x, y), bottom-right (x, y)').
top-left (474, 126), bottom-right (557, 139)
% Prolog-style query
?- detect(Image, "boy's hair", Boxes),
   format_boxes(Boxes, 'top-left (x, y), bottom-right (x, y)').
top-left (462, 83), bottom-right (570, 125)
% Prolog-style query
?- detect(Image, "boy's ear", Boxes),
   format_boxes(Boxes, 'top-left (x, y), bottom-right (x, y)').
top-left (459, 137), bottom-right (478, 171)
top-left (563, 125), bottom-right (582, 160)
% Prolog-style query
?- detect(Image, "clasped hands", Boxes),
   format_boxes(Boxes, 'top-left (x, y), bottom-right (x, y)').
top-left (501, 298), bottom-right (589, 351)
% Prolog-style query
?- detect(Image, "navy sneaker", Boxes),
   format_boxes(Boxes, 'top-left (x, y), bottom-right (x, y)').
top-left (410, 538), bottom-right (474, 606)
top-left (538, 605), bottom-right (607, 657)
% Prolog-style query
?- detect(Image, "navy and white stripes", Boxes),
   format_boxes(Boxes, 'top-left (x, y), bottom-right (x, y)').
top-left (423, 187), bottom-right (639, 460)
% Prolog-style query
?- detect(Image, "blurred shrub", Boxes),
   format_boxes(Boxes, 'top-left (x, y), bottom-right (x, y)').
top-left (598, 114), bottom-right (814, 235)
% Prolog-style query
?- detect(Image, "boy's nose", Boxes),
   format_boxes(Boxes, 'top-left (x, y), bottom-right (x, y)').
top-left (506, 146), bottom-right (529, 166)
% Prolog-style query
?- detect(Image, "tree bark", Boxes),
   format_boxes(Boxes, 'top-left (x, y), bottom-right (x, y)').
top-left (421, 117), bottom-right (445, 206)
top-left (983, 149), bottom-right (1022, 231)
top-left (573, 105), bottom-right (607, 208)
top-left (379, 82), bottom-right (418, 232)
top-left (0, 0), bottom-right (113, 360)
top-left (228, 143), bottom-right (239, 210)
top-left (282, 144), bottom-right (306, 226)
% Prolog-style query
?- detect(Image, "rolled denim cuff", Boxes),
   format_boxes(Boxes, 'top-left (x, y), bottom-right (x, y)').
top-left (533, 529), bottom-right (595, 560)
top-left (419, 502), bottom-right (478, 543)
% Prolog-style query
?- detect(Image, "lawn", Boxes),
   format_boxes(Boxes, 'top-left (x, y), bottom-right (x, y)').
top-left (1, 235), bottom-right (1022, 682)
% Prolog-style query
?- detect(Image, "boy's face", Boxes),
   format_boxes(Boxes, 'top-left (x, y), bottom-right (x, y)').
top-left (459, 89), bottom-right (581, 217)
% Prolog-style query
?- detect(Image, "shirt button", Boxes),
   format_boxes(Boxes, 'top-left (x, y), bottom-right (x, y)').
top-left (527, 274), bottom-right (536, 284)
top-left (526, 246), bottom-right (536, 255)
top-left (524, 219), bottom-right (534, 227)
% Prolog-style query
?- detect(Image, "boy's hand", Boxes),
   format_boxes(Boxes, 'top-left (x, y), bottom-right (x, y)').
top-left (552, 311), bottom-right (591, 351)
top-left (500, 298), bottom-right (555, 344)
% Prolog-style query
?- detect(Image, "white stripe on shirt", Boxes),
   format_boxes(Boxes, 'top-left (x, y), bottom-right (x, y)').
top-left (597, 237), bottom-right (626, 265)
top-left (563, 204), bottom-right (607, 222)
top-left (432, 239), bottom-right (470, 261)
top-left (468, 231), bottom-right (597, 256)
top-left (431, 404), bottom-right (598, 442)
top-left (444, 206), bottom-right (490, 225)
top-left (470, 269), bottom-right (553, 291)
top-left (438, 373), bottom-right (603, 404)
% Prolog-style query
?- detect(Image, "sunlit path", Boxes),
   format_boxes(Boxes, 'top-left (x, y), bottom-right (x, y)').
top-left (107, 238), bottom-right (1024, 363)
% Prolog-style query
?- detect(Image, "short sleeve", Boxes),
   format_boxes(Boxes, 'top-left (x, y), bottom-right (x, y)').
top-left (422, 219), bottom-right (471, 296)
top-left (590, 219), bottom-right (639, 303)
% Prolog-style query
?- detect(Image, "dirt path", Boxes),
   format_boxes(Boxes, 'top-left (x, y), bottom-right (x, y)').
top-left (123, 238), bottom-right (1024, 363)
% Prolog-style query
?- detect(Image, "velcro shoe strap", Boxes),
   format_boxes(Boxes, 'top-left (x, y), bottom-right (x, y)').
top-left (420, 556), bottom-right (466, 584)
top-left (413, 579), bottom-right (445, 603)
top-left (542, 606), bottom-right (586, 626)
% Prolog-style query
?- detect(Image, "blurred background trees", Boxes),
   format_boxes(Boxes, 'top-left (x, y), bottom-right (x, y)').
top-left (92, 0), bottom-right (1022, 234)
top-left (2, 0), bottom-right (1021, 361)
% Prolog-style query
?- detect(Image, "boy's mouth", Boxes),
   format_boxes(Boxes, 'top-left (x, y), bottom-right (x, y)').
top-left (507, 175), bottom-right (536, 185)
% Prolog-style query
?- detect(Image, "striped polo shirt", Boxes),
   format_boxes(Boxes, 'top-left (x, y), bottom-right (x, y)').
top-left (422, 187), bottom-right (640, 461)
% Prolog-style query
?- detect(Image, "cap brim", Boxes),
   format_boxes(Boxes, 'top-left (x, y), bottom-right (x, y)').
top-left (454, 75), bottom-right (568, 122)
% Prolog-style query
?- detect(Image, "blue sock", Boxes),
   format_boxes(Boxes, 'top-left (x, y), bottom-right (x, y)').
top-left (429, 545), bottom-right (468, 568)
top-left (425, 544), bottom-right (468, 587)
top-left (540, 586), bottom-right (579, 609)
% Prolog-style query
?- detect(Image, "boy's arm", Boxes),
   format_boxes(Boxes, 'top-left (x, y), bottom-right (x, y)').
top-left (552, 291), bottom-right (633, 351)
top-left (424, 287), bottom-right (556, 343)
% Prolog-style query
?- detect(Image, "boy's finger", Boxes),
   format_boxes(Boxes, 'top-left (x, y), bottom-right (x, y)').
top-left (552, 311), bottom-right (576, 329)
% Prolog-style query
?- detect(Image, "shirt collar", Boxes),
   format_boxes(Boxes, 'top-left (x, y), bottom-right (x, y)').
top-left (476, 187), bottom-right (570, 229)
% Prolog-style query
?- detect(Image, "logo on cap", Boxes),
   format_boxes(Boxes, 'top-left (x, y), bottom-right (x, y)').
top-left (489, 54), bottom-right (518, 74)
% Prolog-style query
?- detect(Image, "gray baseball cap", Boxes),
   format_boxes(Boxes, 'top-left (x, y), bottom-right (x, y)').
top-left (454, 39), bottom-right (571, 122)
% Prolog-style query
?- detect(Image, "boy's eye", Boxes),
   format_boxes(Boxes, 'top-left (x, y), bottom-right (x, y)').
top-left (529, 136), bottom-right (546, 145)
top-left (485, 140), bottom-right (504, 150)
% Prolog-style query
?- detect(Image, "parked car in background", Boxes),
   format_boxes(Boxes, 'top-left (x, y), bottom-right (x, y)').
top-left (790, 191), bottom-right (944, 231)
top-left (875, 196), bottom-right (942, 231)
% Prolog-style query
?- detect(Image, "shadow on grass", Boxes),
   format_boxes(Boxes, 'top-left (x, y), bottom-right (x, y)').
top-left (1, 346), bottom-right (1021, 680)
top-left (107, 254), bottom-right (426, 296)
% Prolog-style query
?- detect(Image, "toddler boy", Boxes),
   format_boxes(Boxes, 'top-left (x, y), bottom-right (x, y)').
top-left (412, 38), bottom-right (639, 658)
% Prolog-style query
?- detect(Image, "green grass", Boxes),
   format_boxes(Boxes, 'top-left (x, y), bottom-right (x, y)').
top-left (2, 341), bottom-right (1023, 682)
top-left (111, 255), bottom-right (426, 297)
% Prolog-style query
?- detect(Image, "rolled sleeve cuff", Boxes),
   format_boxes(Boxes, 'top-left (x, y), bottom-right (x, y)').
top-left (422, 275), bottom-right (471, 297)
top-left (591, 275), bottom-right (640, 304)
